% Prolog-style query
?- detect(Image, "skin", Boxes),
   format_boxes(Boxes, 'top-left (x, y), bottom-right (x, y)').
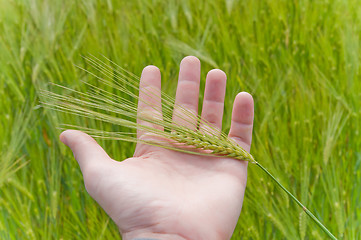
top-left (60, 56), bottom-right (254, 240)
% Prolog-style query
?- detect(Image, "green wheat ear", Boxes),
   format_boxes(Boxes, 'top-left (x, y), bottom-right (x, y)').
top-left (40, 55), bottom-right (337, 240)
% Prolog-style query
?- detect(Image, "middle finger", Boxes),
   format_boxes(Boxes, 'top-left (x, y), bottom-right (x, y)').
top-left (172, 56), bottom-right (201, 130)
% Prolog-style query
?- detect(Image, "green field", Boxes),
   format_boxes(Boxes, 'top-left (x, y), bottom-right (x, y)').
top-left (1, 0), bottom-right (360, 239)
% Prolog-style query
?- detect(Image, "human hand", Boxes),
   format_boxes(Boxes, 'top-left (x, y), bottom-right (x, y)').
top-left (60, 56), bottom-right (254, 240)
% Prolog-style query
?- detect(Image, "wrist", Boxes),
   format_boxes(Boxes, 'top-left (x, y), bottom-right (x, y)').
top-left (123, 231), bottom-right (186, 240)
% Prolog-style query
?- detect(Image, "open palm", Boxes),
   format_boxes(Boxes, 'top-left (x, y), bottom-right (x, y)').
top-left (60, 56), bottom-right (254, 240)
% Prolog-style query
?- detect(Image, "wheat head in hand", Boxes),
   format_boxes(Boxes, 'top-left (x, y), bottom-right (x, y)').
top-left (46, 56), bottom-right (254, 240)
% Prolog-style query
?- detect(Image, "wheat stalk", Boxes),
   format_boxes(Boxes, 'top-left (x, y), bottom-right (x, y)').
top-left (40, 55), bottom-right (337, 240)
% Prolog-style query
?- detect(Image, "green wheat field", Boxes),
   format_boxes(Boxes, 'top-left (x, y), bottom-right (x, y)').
top-left (1, 0), bottom-right (360, 239)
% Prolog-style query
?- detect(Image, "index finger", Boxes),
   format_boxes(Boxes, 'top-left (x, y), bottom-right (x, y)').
top-left (137, 66), bottom-right (163, 139)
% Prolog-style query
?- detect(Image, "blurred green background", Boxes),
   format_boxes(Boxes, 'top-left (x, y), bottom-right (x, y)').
top-left (0, 0), bottom-right (360, 239)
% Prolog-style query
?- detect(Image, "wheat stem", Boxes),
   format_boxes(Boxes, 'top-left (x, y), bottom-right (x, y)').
top-left (254, 161), bottom-right (338, 240)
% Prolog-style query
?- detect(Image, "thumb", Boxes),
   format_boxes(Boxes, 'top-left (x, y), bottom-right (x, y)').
top-left (60, 130), bottom-right (112, 174)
